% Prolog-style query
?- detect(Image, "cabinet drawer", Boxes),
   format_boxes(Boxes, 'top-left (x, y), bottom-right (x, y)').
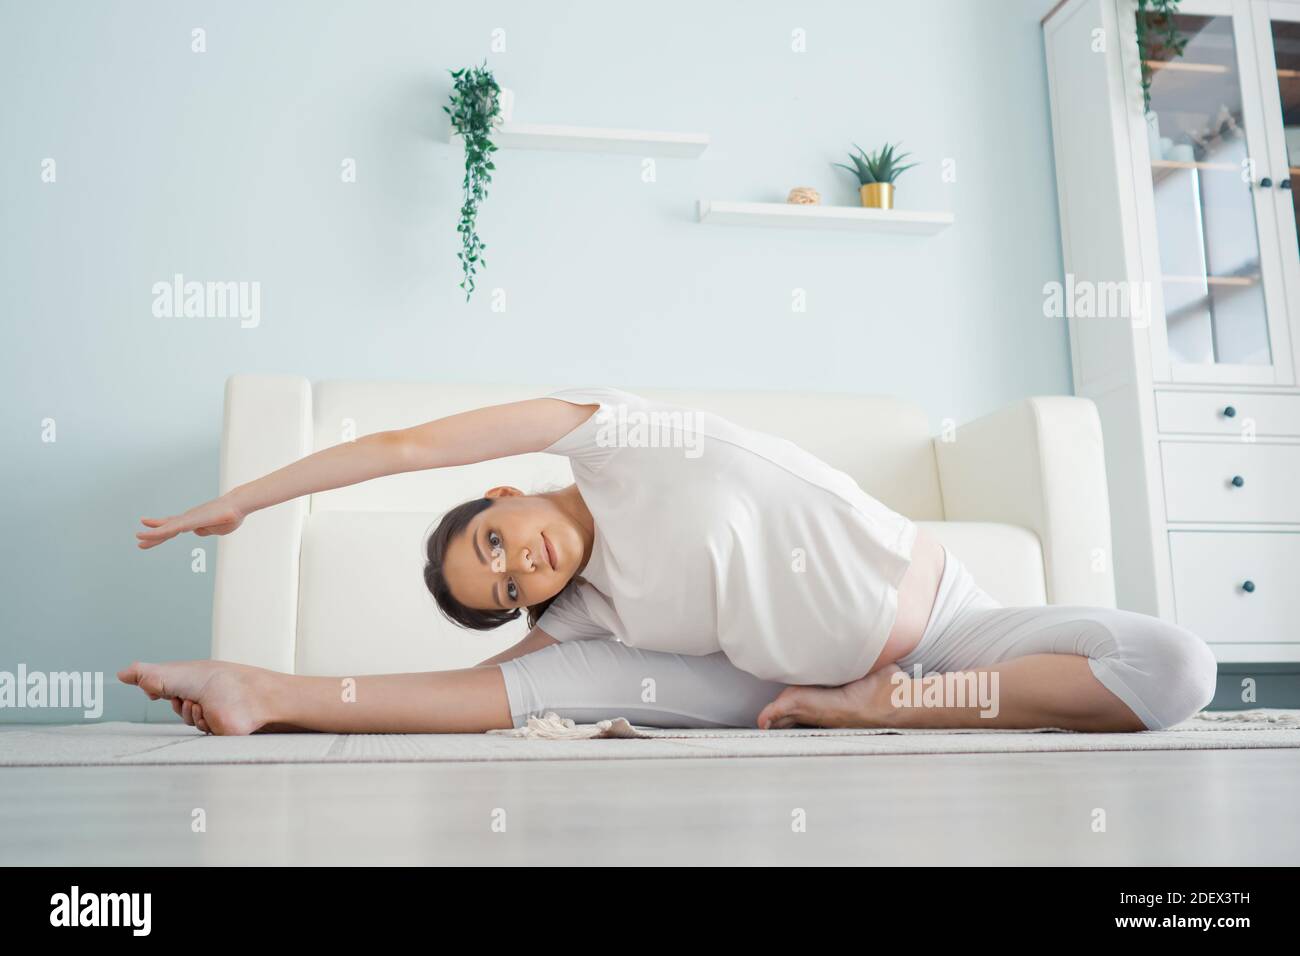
top-left (1169, 532), bottom-right (1300, 644)
top-left (1155, 391), bottom-right (1300, 437)
top-left (1161, 442), bottom-right (1300, 523)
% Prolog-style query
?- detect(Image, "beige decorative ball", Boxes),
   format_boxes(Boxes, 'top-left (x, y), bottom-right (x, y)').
top-left (786, 187), bottom-right (820, 205)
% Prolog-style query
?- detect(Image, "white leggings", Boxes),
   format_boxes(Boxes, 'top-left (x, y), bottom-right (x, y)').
top-left (499, 547), bottom-right (1219, 731)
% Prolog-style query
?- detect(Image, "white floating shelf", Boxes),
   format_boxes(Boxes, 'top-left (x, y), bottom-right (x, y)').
top-left (454, 122), bottom-right (709, 157)
top-left (697, 200), bottom-right (954, 234)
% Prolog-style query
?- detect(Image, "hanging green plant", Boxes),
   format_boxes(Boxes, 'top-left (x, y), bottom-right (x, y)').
top-left (443, 63), bottom-right (500, 301)
top-left (1136, 0), bottom-right (1187, 114)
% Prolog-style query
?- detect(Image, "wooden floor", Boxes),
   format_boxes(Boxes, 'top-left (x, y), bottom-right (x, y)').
top-left (2, 749), bottom-right (1297, 865)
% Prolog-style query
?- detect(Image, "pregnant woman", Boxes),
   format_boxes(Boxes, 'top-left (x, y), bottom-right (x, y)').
top-left (122, 387), bottom-right (1218, 736)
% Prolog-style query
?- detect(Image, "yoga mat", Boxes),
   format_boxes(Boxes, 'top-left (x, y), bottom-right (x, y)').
top-left (0, 710), bottom-right (1297, 766)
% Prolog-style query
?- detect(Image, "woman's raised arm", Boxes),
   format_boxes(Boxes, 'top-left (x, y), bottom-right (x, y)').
top-left (395, 396), bottom-right (595, 469)
top-left (135, 396), bottom-right (595, 549)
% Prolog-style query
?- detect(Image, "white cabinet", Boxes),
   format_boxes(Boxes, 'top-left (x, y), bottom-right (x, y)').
top-left (1160, 441), bottom-right (1300, 521)
top-left (1044, 0), bottom-right (1300, 662)
top-left (1169, 531), bottom-right (1300, 645)
top-left (1154, 389), bottom-right (1300, 432)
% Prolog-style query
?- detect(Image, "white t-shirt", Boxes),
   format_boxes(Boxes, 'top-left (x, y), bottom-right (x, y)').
top-left (536, 386), bottom-right (917, 685)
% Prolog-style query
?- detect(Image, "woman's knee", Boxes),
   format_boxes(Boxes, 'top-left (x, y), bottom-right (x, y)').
top-left (1098, 613), bottom-right (1218, 730)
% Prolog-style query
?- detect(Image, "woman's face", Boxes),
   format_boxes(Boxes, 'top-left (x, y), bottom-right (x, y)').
top-left (441, 489), bottom-right (586, 613)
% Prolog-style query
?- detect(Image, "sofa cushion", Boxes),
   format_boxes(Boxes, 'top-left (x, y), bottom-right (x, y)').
top-left (917, 521), bottom-right (1047, 606)
top-left (294, 512), bottom-right (1044, 676)
top-left (295, 511), bottom-right (523, 676)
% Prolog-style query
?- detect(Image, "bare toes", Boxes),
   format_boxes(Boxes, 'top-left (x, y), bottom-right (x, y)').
top-left (758, 688), bottom-right (806, 729)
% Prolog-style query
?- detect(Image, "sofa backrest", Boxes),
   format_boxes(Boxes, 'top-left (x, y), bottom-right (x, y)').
top-left (216, 377), bottom-right (1065, 677)
top-left (307, 382), bottom-right (946, 517)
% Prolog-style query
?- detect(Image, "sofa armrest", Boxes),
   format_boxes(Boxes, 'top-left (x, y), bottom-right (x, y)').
top-left (211, 374), bottom-right (313, 671)
top-left (934, 397), bottom-right (1115, 607)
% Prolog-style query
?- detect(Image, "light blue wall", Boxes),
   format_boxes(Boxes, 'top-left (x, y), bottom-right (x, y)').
top-left (0, 0), bottom-right (1068, 722)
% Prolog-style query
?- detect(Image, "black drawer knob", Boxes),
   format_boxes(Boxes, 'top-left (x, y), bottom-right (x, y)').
top-left (1261, 177), bottom-right (1274, 187)
top-left (1283, 179), bottom-right (1293, 190)
top-left (1222, 405), bottom-right (1237, 418)
top-left (1242, 580), bottom-right (1256, 593)
top-left (1231, 475), bottom-right (1245, 487)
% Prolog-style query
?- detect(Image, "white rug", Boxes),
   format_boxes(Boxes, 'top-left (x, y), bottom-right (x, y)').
top-left (1, 709), bottom-right (1297, 766)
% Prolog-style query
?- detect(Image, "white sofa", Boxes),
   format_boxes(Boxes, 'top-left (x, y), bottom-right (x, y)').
top-left (211, 376), bottom-right (1116, 676)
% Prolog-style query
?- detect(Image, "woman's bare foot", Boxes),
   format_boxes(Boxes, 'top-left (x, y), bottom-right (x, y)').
top-left (757, 664), bottom-right (903, 730)
top-left (117, 660), bottom-right (279, 736)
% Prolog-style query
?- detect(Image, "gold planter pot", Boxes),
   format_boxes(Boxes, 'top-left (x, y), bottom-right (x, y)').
top-left (859, 183), bottom-right (895, 209)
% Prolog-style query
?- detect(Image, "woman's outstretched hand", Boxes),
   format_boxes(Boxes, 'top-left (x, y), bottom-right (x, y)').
top-left (136, 495), bottom-right (245, 549)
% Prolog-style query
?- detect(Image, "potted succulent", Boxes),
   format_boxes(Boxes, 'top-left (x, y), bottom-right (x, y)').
top-left (834, 142), bottom-right (917, 209)
top-left (444, 63), bottom-right (501, 301)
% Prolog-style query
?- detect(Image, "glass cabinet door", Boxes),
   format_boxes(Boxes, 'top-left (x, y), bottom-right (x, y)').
top-left (1250, 0), bottom-right (1300, 382)
top-left (1138, 1), bottom-right (1292, 383)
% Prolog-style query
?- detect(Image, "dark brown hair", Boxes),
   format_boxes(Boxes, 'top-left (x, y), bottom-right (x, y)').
top-left (423, 497), bottom-right (559, 631)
